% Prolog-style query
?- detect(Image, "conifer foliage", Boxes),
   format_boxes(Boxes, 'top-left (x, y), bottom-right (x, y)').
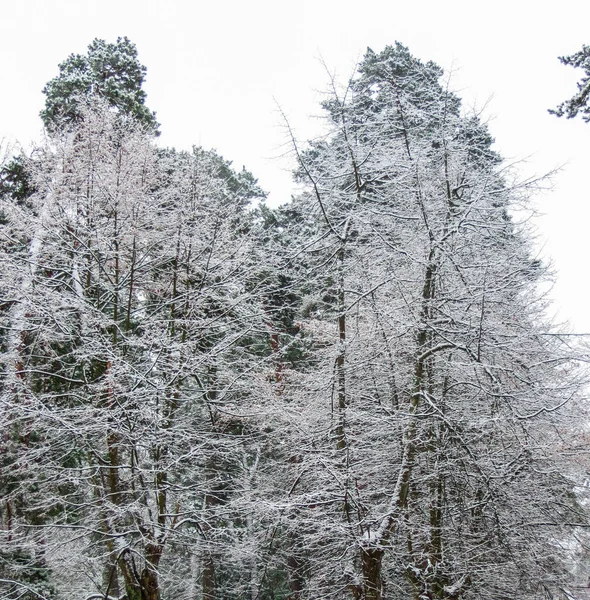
top-left (550, 44), bottom-right (590, 122)
top-left (41, 37), bottom-right (159, 133)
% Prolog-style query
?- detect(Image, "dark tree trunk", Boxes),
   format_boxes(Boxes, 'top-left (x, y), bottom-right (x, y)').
top-left (360, 547), bottom-right (384, 600)
top-left (287, 548), bottom-right (306, 600)
top-left (102, 552), bottom-right (120, 600)
top-left (140, 566), bottom-right (161, 600)
top-left (202, 552), bottom-right (216, 600)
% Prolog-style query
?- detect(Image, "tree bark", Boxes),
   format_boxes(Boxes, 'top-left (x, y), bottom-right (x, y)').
top-left (360, 547), bottom-right (384, 600)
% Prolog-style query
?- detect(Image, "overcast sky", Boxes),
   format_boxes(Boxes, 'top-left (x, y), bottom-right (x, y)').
top-left (1, 0), bottom-right (589, 331)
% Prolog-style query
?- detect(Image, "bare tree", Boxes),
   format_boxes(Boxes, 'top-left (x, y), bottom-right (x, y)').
top-left (0, 102), bottom-right (268, 600)
top-left (277, 43), bottom-right (588, 600)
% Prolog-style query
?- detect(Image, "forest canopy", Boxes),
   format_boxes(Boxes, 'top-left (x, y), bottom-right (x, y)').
top-left (0, 38), bottom-right (589, 600)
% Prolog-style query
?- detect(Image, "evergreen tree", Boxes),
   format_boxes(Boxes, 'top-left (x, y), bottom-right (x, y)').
top-left (550, 44), bottom-right (590, 122)
top-left (40, 36), bottom-right (159, 133)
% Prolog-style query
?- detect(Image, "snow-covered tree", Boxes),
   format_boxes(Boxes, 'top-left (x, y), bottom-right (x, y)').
top-left (0, 101), bottom-right (268, 600)
top-left (276, 43), bottom-right (588, 600)
top-left (41, 37), bottom-right (159, 133)
top-left (550, 45), bottom-right (590, 122)
top-left (2, 37), bottom-right (589, 600)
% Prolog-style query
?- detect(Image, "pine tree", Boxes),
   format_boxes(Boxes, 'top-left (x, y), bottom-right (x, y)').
top-left (40, 36), bottom-right (159, 133)
top-left (550, 45), bottom-right (590, 122)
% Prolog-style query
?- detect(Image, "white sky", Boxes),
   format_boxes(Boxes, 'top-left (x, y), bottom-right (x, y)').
top-left (1, 0), bottom-right (589, 331)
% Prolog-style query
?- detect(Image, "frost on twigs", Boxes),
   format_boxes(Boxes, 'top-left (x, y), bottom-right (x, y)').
top-left (1, 40), bottom-right (589, 600)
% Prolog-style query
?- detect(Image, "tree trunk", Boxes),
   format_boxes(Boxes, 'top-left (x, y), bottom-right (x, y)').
top-left (140, 566), bottom-right (161, 600)
top-left (102, 552), bottom-right (120, 600)
top-left (286, 544), bottom-right (306, 600)
top-left (335, 244), bottom-right (347, 452)
top-left (360, 547), bottom-right (384, 600)
top-left (119, 549), bottom-right (162, 600)
top-left (202, 552), bottom-right (216, 600)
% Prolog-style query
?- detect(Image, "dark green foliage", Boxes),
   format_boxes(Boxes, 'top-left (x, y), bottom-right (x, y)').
top-left (355, 42), bottom-right (451, 113)
top-left (0, 156), bottom-right (36, 207)
top-left (206, 149), bottom-right (267, 208)
top-left (550, 45), bottom-right (590, 122)
top-left (0, 155), bottom-right (37, 233)
top-left (251, 201), bottom-right (320, 370)
top-left (256, 565), bottom-right (293, 600)
top-left (41, 36), bottom-right (159, 133)
top-left (0, 548), bottom-right (55, 600)
top-left (0, 422), bottom-right (56, 600)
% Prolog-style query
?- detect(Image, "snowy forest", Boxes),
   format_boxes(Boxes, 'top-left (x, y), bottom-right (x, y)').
top-left (2, 37), bottom-right (590, 600)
